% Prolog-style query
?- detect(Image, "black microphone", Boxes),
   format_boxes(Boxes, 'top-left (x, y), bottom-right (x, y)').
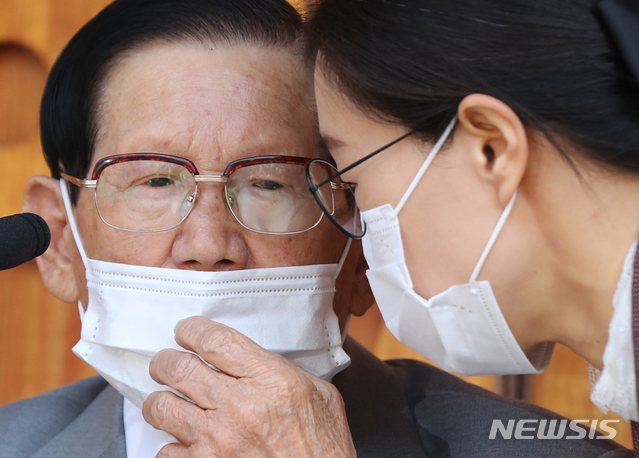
top-left (0, 213), bottom-right (51, 271)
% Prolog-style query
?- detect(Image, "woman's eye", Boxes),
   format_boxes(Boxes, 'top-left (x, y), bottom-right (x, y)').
top-left (146, 177), bottom-right (173, 187)
top-left (256, 180), bottom-right (284, 190)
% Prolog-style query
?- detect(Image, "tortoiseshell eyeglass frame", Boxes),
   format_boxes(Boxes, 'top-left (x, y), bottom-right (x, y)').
top-left (61, 153), bottom-right (329, 235)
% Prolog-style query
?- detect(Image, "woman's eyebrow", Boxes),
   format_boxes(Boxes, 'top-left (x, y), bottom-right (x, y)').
top-left (319, 133), bottom-right (346, 152)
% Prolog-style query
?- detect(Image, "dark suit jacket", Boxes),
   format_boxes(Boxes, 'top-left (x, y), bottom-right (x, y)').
top-left (0, 337), bottom-right (632, 457)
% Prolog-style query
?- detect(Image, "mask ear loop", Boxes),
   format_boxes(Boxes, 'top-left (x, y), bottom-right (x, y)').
top-left (60, 179), bottom-right (91, 320)
top-left (59, 179), bottom-right (90, 266)
top-left (394, 116), bottom-right (458, 216)
top-left (335, 237), bottom-right (352, 277)
top-left (334, 237), bottom-right (353, 343)
top-left (469, 191), bottom-right (517, 283)
top-left (340, 314), bottom-right (351, 345)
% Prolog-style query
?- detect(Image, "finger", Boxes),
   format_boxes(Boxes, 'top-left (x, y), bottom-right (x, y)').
top-left (149, 348), bottom-right (232, 408)
top-left (155, 443), bottom-right (190, 458)
top-left (175, 316), bottom-right (295, 379)
top-left (143, 390), bottom-right (208, 446)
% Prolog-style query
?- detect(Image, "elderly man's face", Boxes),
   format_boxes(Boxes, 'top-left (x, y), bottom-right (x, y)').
top-left (66, 41), bottom-right (345, 303)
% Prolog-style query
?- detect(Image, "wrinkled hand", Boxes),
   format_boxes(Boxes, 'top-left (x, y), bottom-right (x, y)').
top-left (143, 316), bottom-right (356, 458)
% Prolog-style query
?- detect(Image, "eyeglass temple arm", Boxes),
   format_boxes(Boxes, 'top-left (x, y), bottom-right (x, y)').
top-left (61, 173), bottom-right (97, 188)
top-left (315, 129), bottom-right (418, 189)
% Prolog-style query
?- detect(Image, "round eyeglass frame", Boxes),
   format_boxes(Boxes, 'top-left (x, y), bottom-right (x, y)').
top-left (305, 129), bottom-right (419, 239)
top-left (305, 158), bottom-right (364, 239)
top-left (62, 153), bottom-right (325, 235)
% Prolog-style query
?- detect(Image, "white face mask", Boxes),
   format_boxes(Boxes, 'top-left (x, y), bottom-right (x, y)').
top-left (61, 180), bottom-right (351, 409)
top-left (360, 118), bottom-right (554, 376)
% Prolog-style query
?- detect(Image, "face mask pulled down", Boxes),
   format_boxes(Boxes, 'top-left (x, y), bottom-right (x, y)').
top-left (61, 180), bottom-right (351, 409)
top-left (360, 118), bottom-right (554, 376)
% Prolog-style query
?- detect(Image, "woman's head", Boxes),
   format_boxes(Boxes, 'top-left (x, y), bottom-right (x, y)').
top-left (307, 0), bottom-right (639, 173)
top-left (307, 0), bottom-right (639, 362)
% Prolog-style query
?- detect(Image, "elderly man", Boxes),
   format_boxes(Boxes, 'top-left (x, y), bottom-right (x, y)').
top-left (0, 0), bottom-right (631, 457)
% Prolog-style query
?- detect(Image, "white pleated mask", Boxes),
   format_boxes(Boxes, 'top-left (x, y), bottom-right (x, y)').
top-left (360, 118), bottom-right (554, 376)
top-left (61, 180), bottom-right (351, 409)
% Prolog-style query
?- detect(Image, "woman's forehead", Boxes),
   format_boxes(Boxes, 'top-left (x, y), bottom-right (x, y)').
top-left (92, 42), bottom-right (317, 172)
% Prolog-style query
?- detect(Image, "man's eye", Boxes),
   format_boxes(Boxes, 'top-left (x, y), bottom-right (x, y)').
top-left (146, 177), bottom-right (173, 187)
top-left (256, 181), bottom-right (283, 190)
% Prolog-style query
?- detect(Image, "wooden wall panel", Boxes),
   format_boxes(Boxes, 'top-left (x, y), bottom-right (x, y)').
top-left (0, 0), bottom-right (110, 406)
top-left (0, 0), bottom-right (632, 451)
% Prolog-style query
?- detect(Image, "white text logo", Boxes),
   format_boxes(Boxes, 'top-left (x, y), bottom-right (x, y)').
top-left (488, 419), bottom-right (619, 440)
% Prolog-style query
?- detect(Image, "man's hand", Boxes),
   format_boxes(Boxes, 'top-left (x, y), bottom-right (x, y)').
top-left (143, 316), bottom-right (356, 458)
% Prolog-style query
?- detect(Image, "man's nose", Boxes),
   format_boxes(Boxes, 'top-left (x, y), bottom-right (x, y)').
top-left (170, 184), bottom-right (249, 271)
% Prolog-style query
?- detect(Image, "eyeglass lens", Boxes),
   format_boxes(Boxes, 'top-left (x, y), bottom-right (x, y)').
top-left (306, 160), bottom-right (364, 238)
top-left (95, 159), bottom-right (332, 234)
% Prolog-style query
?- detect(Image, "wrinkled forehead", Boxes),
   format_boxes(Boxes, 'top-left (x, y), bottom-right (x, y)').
top-left (91, 40), bottom-right (318, 172)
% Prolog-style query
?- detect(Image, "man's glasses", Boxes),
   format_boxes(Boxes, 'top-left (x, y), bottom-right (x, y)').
top-left (63, 153), bottom-right (342, 235)
top-left (305, 130), bottom-right (418, 239)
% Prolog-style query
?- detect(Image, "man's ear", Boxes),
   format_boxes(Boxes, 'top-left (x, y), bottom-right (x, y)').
top-left (22, 176), bottom-right (82, 303)
top-left (457, 94), bottom-right (529, 206)
top-left (348, 249), bottom-right (375, 317)
top-left (333, 239), bottom-right (375, 330)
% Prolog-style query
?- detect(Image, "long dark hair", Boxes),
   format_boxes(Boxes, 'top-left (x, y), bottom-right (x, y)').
top-left (306, 0), bottom-right (639, 172)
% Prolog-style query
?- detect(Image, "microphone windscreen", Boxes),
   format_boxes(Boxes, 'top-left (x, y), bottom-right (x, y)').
top-left (0, 213), bottom-right (51, 271)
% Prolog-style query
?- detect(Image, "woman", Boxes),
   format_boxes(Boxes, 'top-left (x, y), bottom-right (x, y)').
top-left (304, 0), bottom-right (639, 438)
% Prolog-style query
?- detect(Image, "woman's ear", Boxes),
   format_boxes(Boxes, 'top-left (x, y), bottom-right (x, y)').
top-left (457, 94), bottom-right (529, 205)
top-left (22, 176), bottom-right (82, 303)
